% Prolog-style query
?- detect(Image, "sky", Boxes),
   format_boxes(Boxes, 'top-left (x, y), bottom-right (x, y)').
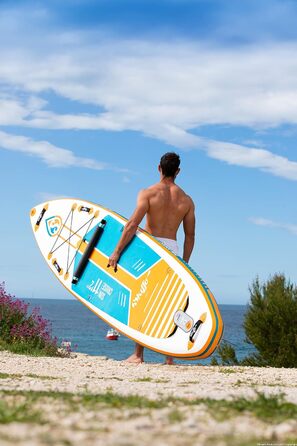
top-left (0, 0), bottom-right (296, 304)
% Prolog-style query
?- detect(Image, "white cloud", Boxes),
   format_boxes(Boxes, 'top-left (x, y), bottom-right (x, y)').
top-left (197, 138), bottom-right (297, 181)
top-left (250, 217), bottom-right (297, 235)
top-left (0, 130), bottom-right (108, 170)
top-left (0, 94), bottom-right (47, 126)
top-left (241, 139), bottom-right (266, 148)
top-left (2, 40), bottom-right (297, 129)
top-left (1, 12), bottom-right (297, 179)
top-left (37, 192), bottom-right (70, 202)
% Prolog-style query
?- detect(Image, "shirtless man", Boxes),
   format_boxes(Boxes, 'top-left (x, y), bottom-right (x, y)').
top-left (108, 152), bottom-right (195, 364)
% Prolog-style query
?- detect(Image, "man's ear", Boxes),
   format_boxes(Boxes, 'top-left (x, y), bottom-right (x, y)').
top-left (158, 164), bottom-right (162, 173)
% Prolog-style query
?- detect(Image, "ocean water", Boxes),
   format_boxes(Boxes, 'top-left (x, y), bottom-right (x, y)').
top-left (24, 299), bottom-right (255, 364)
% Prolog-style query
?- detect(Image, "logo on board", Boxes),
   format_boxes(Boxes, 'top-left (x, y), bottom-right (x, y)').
top-left (132, 271), bottom-right (151, 308)
top-left (45, 216), bottom-right (62, 237)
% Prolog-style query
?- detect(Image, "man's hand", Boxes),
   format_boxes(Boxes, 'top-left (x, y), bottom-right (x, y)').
top-left (107, 251), bottom-right (120, 272)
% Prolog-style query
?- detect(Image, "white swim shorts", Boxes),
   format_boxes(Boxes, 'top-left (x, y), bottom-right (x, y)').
top-left (156, 237), bottom-right (179, 256)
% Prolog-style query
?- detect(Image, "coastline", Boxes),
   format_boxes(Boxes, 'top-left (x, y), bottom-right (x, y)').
top-left (0, 351), bottom-right (297, 445)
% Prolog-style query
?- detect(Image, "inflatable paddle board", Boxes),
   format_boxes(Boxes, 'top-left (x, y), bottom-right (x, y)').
top-left (30, 198), bottom-right (223, 359)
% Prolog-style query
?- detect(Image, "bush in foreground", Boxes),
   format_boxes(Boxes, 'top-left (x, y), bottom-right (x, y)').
top-left (0, 282), bottom-right (63, 356)
top-left (212, 273), bottom-right (297, 368)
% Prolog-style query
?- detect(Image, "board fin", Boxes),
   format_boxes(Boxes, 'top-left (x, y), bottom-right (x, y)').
top-left (187, 312), bottom-right (207, 350)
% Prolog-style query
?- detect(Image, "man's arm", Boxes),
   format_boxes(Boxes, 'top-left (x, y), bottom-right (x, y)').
top-left (108, 190), bottom-right (149, 271)
top-left (182, 199), bottom-right (195, 263)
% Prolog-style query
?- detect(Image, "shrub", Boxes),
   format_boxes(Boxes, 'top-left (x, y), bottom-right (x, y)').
top-left (0, 282), bottom-right (62, 356)
top-left (244, 273), bottom-right (297, 368)
top-left (211, 273), bottom-right (297, 368)
top-left (210, 341), bottom-right (239, 366)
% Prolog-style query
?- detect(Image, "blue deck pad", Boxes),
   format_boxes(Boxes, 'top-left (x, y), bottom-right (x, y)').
top-left (84, 215), bottom-right (161, 278)
top-left (72, 252), bottom-right (130, 325)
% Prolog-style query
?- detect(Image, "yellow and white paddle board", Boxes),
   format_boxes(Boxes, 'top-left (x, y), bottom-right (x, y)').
top-left (30, 198), bottom-right (223, 359)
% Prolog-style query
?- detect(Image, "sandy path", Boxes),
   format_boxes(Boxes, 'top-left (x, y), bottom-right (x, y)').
top-left (0, 351), bottom-right (296, 402)
top-left (0, 351), bottom-right (296, 446)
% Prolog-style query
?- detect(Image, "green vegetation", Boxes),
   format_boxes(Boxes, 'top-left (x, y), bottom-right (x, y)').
top-left (133, 377), bottom-right (153, 382)
top-left (244, 274), bottom-right (297, 367)
top-left (80, 391), bottom-right (167, 409)
top-left (1, 389), bottom-right (296, 424)
top-left (204, 436), bottom-right (296, 446)
top-left (212, 273), bottom-right (297, 368)
top-left (168, 408), bottom-right (184, 423)
top-left (133, 377), bottom-right (170, 383)
top-left (25, 373), bottom-right (58, 380)
top-left (0, 372), bottom-right (22, 379)
top-left (0, 372), bottom-right (58, 380)
top-left (196, 392), bottom-right (297, 422)
top-left (1, 389), bottom-right (168, 411)
top-left (0, 282), bottom-right (66, 357)
top-left (0, 398), bottom-right (42, 424)
top-left (211, 341), bottom-right (239, 366)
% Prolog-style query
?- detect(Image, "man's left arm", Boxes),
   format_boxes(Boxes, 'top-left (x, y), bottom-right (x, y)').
top-left (107, 190), bottom-right (149, 271)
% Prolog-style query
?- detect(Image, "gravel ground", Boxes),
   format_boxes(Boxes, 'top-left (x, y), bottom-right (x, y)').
top-left (0, 351), bottom-right (296, 446)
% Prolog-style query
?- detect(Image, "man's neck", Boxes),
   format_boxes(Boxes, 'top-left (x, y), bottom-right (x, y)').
top-left (160, 176), bottom-right (175, 184)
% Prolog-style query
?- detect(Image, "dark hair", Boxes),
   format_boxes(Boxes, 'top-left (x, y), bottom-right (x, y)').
top-left (160, 152), bottom-right (180, 177)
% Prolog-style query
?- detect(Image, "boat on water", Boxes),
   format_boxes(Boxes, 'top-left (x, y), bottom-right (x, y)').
top-left (106, 328), bottom-right (120, 340)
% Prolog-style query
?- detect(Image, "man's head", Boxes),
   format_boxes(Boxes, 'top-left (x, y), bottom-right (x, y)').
top-left (159, 152), bottom-right (180, 179)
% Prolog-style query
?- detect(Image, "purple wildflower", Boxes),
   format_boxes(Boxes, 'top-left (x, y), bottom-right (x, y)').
top-left (0, 282), bottom-right (60, 356)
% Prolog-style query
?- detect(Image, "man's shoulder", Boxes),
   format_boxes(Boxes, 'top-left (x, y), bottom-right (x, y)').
top-left (137, 185), bottom-right (157, 200)
top-left (185, 193), bottom-right (195, 205)
top-left (175, 185), bottom-right (194, 203)
top-left (141, 183), bottom-right (160, 194)
top-left (177, 188), bottom-right (195, 212)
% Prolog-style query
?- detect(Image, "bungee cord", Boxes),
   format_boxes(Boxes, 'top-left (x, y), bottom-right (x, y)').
top-left (47, 206), bottom-right (97, 276)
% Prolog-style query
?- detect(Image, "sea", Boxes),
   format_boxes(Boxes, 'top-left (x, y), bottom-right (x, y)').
top-left (24, 299), bottom-right (255, 364)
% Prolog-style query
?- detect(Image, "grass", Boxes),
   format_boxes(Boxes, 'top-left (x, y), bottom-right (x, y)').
top-left (26, 373), bottom-right (59, 380)
top-left (0, 373), bottom-right (22, 379)
top-left (133, 377), bottom-right (153, 382)
top-left (0, 372), bottom-right (58, 380)
top-left (0, 334), bottom-right (71, 358)
top-left (0, 389), bottom-right (296, 424)
top-left (187, 391), bottom-right (297, 422)
top-left (168, 408), bottom-right (184, 423)
top-left (0, 399), bottom-right (42, 424)
top-left (1, 389), bottom-right (168, 410)
top-left (0, 339), bottom-right (67, 358)
top-left (0, 389), bottom-right (296, 446)
top-left (204, 436), bottom-right (293, 446)
top-left (133, 377), bottom-right (170, 383)
top-left (80, 392), bottom-right (166, 409)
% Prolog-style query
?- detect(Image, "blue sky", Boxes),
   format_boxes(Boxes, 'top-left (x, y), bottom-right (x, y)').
top-left (0, 0), bottom-right (296, 304)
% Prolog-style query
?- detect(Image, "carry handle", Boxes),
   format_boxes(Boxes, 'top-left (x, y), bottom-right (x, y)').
top-left (72, 219), bottom-right (106, 284)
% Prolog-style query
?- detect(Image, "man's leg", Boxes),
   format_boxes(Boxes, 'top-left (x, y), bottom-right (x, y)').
top-left (125, 343), bottom-right (144, 363)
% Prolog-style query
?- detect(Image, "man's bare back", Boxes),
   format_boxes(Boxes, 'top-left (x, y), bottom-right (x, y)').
top-left (144, 181), bottom-right (193, 240)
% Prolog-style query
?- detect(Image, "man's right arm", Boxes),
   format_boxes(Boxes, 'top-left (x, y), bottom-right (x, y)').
top-left (182, 199), bottom-right (195, 263)
top-left (107, 189), bottom-right (149, 270)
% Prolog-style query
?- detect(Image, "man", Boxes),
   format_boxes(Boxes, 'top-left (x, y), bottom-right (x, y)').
top-left (108, 152), bottom-right (195, 364)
